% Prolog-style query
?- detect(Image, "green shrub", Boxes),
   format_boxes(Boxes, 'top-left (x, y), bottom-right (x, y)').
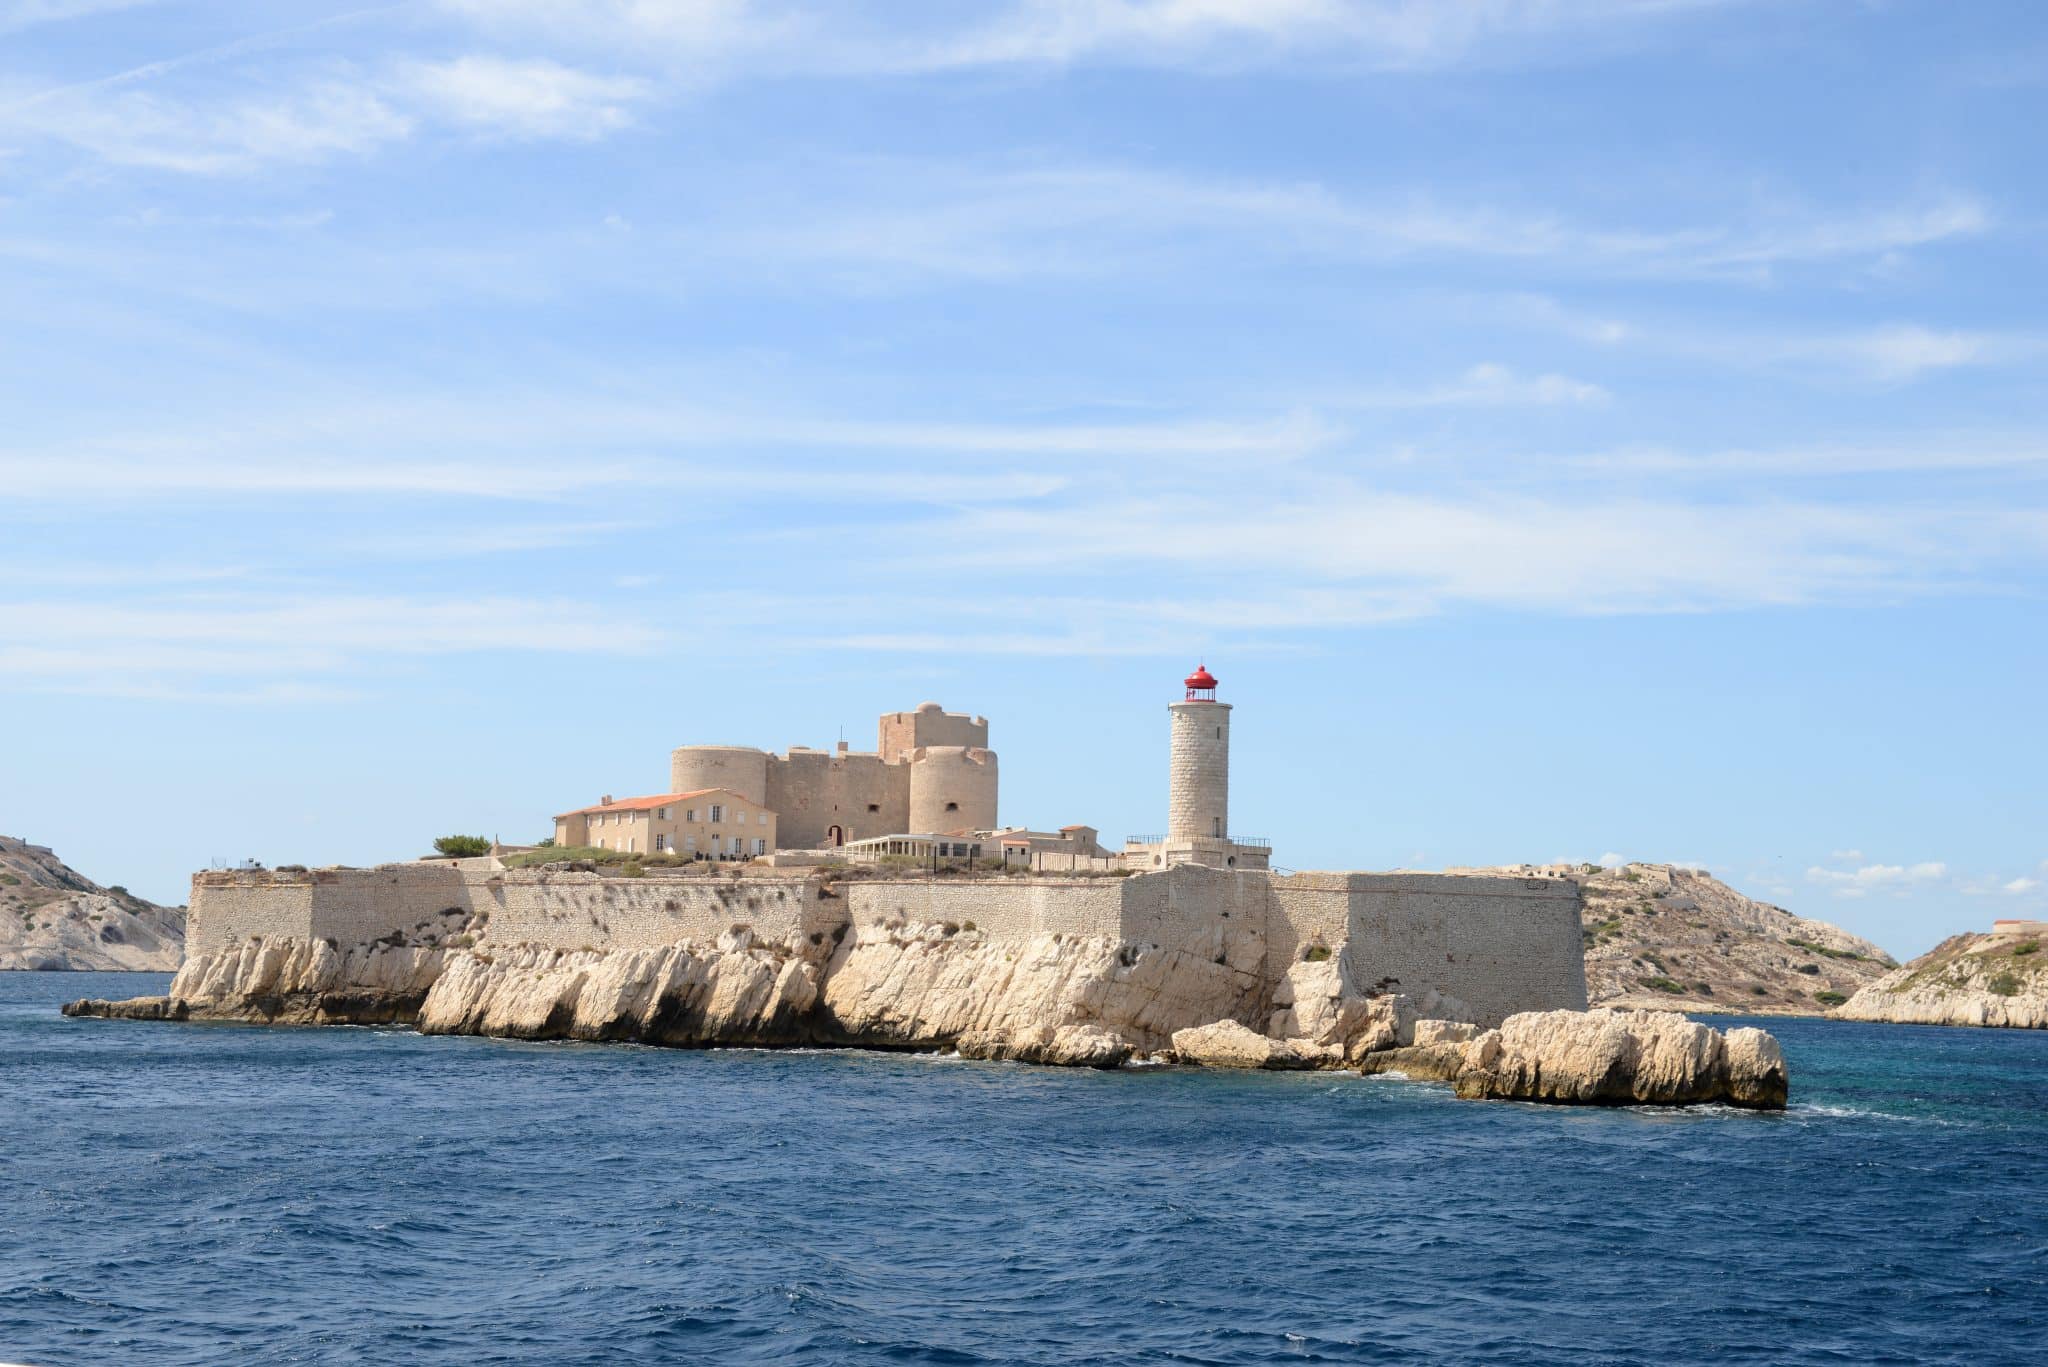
top-left (1814, 990), bottom-right (1848, 1007)
top-left (433, 835), bottom-right (491, 858)
top-left (2012, 941), bottom-right (2039, 957)
top-left (1621, 870), bottom-right (1641, 882)
top-left (537, 837), bottom-right (556, 848)
top-left (0, 873), bottom-right (19, 886)
top-left (1796, 963), bottom-right (1820, 975)
top-left (1644, 977), bottom-right (1686, 994)
top-left (620, 862), bottom-right (646, 878)
top-left (1303, 945), bottom-right (1331, 962)
top-left (1750, 985), bottom-right (1767, 996)
top-left (1988, 971), bottom-right (2021, 998)
top-left (1786, 937), bottom-right (1867, 962)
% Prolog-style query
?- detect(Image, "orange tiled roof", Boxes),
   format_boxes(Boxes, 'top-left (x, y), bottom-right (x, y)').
top-left (555, 789), bottom-right (747, 819)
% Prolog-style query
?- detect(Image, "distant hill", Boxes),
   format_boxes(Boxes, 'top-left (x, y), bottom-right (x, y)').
top-left (1571, 862), bottom-right (1895, 1016)
top-left (1834, 926), bottom-right (2048, 1028)
top-left (0, 836), bottom-right (186, 971)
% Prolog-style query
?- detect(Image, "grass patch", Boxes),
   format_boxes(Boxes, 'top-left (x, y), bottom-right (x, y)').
top-left (1643, 977), bottom-right (1687, 995)
top-left (0, 873), bottom-right (19, 886)
top-left (1303, 944), bottom-right (1331, 962)
top-left (1988, 971), bottom-right (2022, 998)
top-left (2012, 941), bottom-right (2039, 957)
top-left (1786, 937), bottom-right (1869, 962)
top-left (1814, 990), bottom-right (1848, 1007)
top-left (1796, 963), bottom-right (1821, 975)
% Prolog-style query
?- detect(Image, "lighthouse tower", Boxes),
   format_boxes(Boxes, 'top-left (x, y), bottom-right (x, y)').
top-left (1168, 663), bottom-right (1230, 841)
top-left (1125, 663), bottom-right (1269, 871)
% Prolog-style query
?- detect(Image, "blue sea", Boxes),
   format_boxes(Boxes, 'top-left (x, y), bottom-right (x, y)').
top-left (2, 973), bottom-right (2044, 1365)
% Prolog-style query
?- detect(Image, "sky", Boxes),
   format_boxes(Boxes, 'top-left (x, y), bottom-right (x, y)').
top-left (2, 0), bottom-right (2044, 956)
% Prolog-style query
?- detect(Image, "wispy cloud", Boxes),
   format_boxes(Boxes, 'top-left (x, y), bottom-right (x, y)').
top-left (1807, 861), bottom-right (1948, 898)
top-left (0, 52), bottom-right (649, 173)
top-left (436, 0), bottom-right (1758, 76)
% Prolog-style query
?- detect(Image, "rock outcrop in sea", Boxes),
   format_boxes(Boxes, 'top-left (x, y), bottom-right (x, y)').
top-left (0, 836), bottom-right (185, 972)
top-left (1833, 929), bottom-right (2048, 1029)
top-left (66, 915), bottom-right (1787, 1107)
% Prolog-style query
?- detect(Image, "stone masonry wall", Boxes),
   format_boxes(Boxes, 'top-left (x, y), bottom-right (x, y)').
top-left (186, 863), bottom-right (1586, 1027)
top-left (1270, 872), bottom-right (1588, 1025)
top-left (1168, 702), bottom-right (1230, 840)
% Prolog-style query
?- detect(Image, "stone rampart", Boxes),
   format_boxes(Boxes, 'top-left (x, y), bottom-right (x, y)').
top-left (187, 863), bottom-right (1584, 1026)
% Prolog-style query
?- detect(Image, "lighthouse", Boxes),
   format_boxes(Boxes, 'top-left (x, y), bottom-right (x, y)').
top-left (1168, 663), bottom-right (1230, 841)
top-left (1125, 663), bottom-right (1269, 871)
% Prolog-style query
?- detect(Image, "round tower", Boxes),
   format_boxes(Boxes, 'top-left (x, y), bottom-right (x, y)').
top-left (1167, 663), bottom-right (1230, 841)
top-left (668, 745), bottom-right (770, 806)
top-left (907, 745), bottom-right (998, 833)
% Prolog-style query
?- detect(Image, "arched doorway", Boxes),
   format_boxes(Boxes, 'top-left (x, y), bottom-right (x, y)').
top-left (827, 825), bottom-right (845, 847)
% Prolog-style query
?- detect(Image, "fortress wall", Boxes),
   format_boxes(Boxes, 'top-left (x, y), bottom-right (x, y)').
top-left (187, 873), bottom-right (320, 954)
top-left (843, 877), bottom-right (1126, 940)
top-left (480, 873), bottom-right (837, 952)
top-left (766, 751), bottom-right (908, 850)
top-left (1273, 873), bottom-right (1586, 1026)
top-left (1114, 865), bottom-right (1270, 955)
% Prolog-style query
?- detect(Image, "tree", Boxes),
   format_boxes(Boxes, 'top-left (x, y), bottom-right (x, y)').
top-left (433, 835), bottom-right (491, 858)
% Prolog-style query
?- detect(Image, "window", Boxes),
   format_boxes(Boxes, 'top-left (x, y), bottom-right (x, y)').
top-left (753, 838), bottom-right (766, 856)
top-left (730, 836), bottom-right (742, 855)
top-left (945, 801), bottom-right (959, 812)
top-left (710, 804), bottom-right (724, 823)
top-left (685, 810), bottom-right (696, 823)
top-left (736, 810), bottom-right (747, 825)
top-left (867, 803), bottom-right (879, 813)
top-left (684, 836), bottom-right (696, 853)
top-left (761, 811), bottom-right (770, 825)
top-left (657, 807), bottom-right (669, 820)
top-left (654, 834), bottom-right (667, 852)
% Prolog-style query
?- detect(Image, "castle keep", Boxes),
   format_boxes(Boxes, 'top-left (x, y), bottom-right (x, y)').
top-left (669, 703), bottom-right (997, 851)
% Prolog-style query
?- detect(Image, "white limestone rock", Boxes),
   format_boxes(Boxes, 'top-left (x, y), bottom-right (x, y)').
top-left (1170, 1019), bottom-right (1322, 1070)
top-left (819, 921), bottom-right (1259, 1055)
top-left (1453, 1009), bottom-right (1787, 1109)
top-left (1833, 933), bottom-right (2048, 1029)
top-left (1413, 1019), bottom-right (1478, 1046)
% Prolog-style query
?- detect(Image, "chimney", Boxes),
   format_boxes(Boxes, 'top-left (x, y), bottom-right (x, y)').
top-left (836, 741), bottom-right (849, 754)
top-left (600, 794), bottom-right (613, 806)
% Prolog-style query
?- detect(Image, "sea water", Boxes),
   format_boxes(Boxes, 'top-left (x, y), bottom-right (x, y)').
top-left (2, 972), bottom-right (2043, 1365)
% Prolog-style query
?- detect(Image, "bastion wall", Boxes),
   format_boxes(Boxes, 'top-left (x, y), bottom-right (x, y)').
top-left (185, 862), bottom-right (1586, 1026)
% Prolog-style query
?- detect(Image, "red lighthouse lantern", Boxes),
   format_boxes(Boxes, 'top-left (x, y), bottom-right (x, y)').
top-left (1184, 663), bottom-right (1218, 702)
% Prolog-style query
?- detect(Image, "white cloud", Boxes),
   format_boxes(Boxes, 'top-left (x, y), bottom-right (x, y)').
top-left (437, 0), bottom-right (1758, 76)
top-left (0, 0), bottom-right (155, 32)
top-left (0, 593), bottom-right (665, 697)
top-left (6, 79), bottom-right (415, 175)
top-left (1596, 852), bottom-right (1628, 868)
top-left (2005, 877), bottom-right (2041, 895)
top-left (726, 163), bottom-right (1988, 287)
top-left (397, 56), bottom-right (648, 140)
top-left (1807, 861), bottom-right (1948, 897)
top-left (1, 52), bottom-right (649, 174)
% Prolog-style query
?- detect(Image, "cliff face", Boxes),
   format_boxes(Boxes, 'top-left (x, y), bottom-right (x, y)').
top-left (64, 916), bottom-right (1787, 1106)
top-left (1574, 863), bottom-right (1893, 1016)
top-left (0, 836), bottom-right (186, 971)
top-left (1833, 931), bottom-right (2048, 1028)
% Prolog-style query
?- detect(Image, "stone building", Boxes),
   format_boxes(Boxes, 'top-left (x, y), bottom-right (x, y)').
top-left (669, 702), bottom-right (997, 850)
top-left (554, 789), bottom-right (777, 859)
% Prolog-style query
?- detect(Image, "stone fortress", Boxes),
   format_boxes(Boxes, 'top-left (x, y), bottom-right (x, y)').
top-left (556, 667), bottom-right (1268, 873)
top-left (133, 665), bottom-right (1589, 1042)
top-left (77, 662), bottom-right (1799, 1107)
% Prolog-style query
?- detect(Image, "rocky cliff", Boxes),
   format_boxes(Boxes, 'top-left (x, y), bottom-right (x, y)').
top-left (0, 836), bottom-right (185, 971)
top-left (1833, 929), bottom-right (2048, 1028)
top-left (65, 913), bottom-right (1785, 1106)
top-left (1570, 862), bottom-right (1893, 1016)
